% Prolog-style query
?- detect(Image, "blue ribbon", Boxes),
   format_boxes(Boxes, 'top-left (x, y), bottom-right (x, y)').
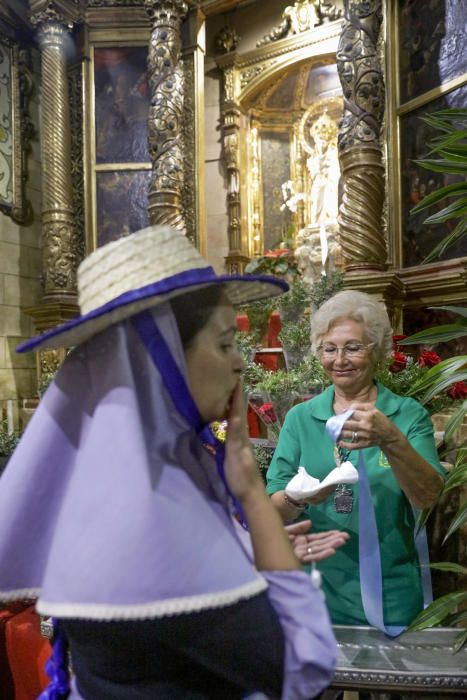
top-left (38, 619), bottom-right (70, 699)
top-left (326, 411), bottom-right (432, 637)
top-left (131, 310), bottom-right (247, 528)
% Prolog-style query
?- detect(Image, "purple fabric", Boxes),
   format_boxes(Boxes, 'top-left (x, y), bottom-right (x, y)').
top-left (16, 268), bottom-right (288, 353)
top-left (0, 303), bottom-right (265, 617)
top-left (263, 570), bottom-right (337, 700)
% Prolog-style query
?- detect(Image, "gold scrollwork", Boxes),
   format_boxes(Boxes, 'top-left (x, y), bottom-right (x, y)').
top-left (145, 0), bottom-right (188, 231)
top-left (336, 0), bottom-right (387, 270)
top-left (257, 1), bottom-right (342, 48)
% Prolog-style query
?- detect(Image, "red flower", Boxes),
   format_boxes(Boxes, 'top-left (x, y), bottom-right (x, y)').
top-left (258, 402), bottom-right (278, 424)
top-left (447, 381), bottom-right (467, 400)
top-left (264, 248), bottom-right (291, 258)
top-left (392, 334), bottom-right (407, 351)
top-left (418, 350), bottom-right (441, 368)
top-left (389, 351), bottom-right (408, 373)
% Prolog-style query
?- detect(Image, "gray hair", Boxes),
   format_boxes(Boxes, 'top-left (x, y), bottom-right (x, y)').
top-left (311, 290), bottom-right (393, 362)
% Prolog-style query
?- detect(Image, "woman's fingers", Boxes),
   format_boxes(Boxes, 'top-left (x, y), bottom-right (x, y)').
top-left (285, 520), bottom-right (312, 539)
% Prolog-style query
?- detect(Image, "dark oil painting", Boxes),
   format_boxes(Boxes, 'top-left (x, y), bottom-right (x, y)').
top-left (94, 46), bottom-right (150, 164)
top-left (398, 0), bottom-right (467, 105)
top-left (96, 170), bottom-right (150, 247)
top-left (400, 83), bottom-right (467, 267)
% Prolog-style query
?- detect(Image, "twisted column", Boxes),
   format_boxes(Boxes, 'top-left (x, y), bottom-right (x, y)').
top-left (145, 0), bottom-right (188, 232)
top-left (33, 8), bottom-right (80, 302)
top-left (336, 0), bottom-right (387, 270)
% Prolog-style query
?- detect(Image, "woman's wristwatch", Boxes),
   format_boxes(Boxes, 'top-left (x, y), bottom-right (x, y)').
top-left (283, 492), bottom-right (306, 512)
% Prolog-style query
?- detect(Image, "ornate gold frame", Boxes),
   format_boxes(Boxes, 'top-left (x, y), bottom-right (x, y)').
top-left (386, 2), bottom-right (467, 306)
top-left (217, 18), bottom-right (343, 271)
top-left (0, 36), bottom-right (33, 223)
top-left (83, 26), bottom-right (151, 252)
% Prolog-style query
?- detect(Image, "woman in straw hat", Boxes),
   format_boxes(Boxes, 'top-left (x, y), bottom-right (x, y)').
top-left (0, 225), bottom-right (341, 699)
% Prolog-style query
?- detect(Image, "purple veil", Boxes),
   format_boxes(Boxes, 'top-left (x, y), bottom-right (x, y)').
top-left (0, 302), bottom-right (266, 619)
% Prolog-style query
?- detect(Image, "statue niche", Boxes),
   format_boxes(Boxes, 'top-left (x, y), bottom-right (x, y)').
top-left (295, 108), bottom-right (342, 284)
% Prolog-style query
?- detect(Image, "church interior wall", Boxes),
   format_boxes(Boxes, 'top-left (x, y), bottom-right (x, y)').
top-left (0, 56), bottom-right (42, 419)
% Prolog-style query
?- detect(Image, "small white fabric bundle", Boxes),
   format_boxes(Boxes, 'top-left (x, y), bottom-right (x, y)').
top-left (285, 463), bottom-right (359, 501)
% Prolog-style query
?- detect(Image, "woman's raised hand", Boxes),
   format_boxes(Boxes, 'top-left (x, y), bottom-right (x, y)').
top-left (224, 381), bottom-right (264, 504)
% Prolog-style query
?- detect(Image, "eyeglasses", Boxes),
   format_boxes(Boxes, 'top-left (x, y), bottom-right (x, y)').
top-left (317, 342), bottom-right (375, 358)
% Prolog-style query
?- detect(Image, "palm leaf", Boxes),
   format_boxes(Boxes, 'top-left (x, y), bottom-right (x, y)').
top-left (402, 324), bottom-right (467, 343)
top-left (430, 108), bottom-right (467, 119)
top-left (422, 220), bottom-right (467, 261)
top-left (418, 370), bottom-right (467, 403)
top-left (427, 562), bottom-right (467, 575)
top-left (410, 182), bottom-right (467, 214)
top-left (453, 629), bottom-right (467, 654)
top-left (423, 198), bottom-right (467, 224)
top-left (443, 502), bottom-right (467, 543)
top-left (444, 403), bottom-right (467, 443)
top-left (407, 590), bottom-right (467, 631)
top-left (428, 306), bottom-right (467, 318)
top-left (413, 159), bottom-right (467, 174)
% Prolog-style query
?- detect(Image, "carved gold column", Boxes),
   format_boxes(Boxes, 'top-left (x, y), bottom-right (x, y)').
top-left (181, 7), bottom-right (206, 252)
top-left (145, 0), bottom-right (188, 232)
top-left (30, 1), bottom-right (83, 304)
top-left (221, 63), bottom-right (248, 273)
top-left (336, 0), bottom-right (387, 271)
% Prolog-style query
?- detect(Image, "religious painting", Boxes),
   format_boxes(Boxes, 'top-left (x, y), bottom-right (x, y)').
top-left (94, 46), bottom-right (150, 164)
top-left (260, 131), bottom-right (291, 251)
top-left (400, 83), bottom-right (467, 267)
top-left (398, 0), bottom-right (467, 104)
top-left (96, 170), bottom-right (150, 247)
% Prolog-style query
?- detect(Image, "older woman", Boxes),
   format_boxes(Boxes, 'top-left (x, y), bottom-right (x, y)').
top-left (267, 289), bottom-right (444, 628)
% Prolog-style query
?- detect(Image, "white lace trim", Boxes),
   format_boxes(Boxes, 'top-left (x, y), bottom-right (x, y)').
top-left (36, 576), bottom-right (268, 620)
top-left (0, 587), bottom-right (40, 602)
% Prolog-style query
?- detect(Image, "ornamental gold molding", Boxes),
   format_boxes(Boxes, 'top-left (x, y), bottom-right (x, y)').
top-left (336, 0), bottom-right (387, 271)
top-left (145, 0), bottom-right (188, 232)
top-left (31, 6), bottom-right (84, 302)
top-left (256, 0), bottom-right (342, 48)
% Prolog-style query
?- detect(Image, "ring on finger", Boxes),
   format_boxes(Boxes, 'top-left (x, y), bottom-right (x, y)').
top-left (307, 546), bottom-right (312, 554)
top-left (352, 431), bottom-right (359, 442)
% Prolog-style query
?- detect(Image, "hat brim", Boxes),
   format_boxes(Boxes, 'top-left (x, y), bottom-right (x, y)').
top-left (17, 267), bottom-right (288, 353)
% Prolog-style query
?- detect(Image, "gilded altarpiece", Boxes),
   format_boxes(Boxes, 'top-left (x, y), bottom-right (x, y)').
top-left (217, 16), bottom-right (344, 272)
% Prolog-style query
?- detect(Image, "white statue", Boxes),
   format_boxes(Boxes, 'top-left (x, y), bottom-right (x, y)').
top-left (295, 224), bottom-right (342, 285)
top-left (306, 111), bottom-right (340, 227)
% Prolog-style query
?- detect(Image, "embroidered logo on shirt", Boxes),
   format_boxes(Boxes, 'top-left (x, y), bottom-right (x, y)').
top-left (378, 451), bottom-right (391, 469)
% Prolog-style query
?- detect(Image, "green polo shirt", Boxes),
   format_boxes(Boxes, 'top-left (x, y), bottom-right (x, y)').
top-left (266, 382), bottom-right (445, 626)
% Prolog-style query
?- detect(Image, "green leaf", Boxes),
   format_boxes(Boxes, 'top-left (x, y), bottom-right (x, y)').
top-left (415, 505), bottom-right (434, 534)
top-left (423, 219), bottom-right (467, 262)
top-left (453, 629), bottom-right (467, 654)
top-left (402, 325), bottom-right (467, 343)
top-left (444, 402), bottom-right (467, 442)
top-left (410, 182), bottom-right (467, 215)
top-left (407, 590), bottom-right (467, 631)
top-left (423, 199), bottom-right (467, 224)
top-left (443, 609), bottom-right (467, 627)
top-left (427, 562), bottom-right (467, 575)
top-left (429, 306), bottom-right (467, 318)
top-left (418, 370), bottom-right (467, 403)
top-left (443, 502), bottom-right (467, 542)
top-left (413, 159), bottom-right (467, 174)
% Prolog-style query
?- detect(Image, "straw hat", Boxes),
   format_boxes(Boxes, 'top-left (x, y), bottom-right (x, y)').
top-left (17, 225), bottom-right (288, 353)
